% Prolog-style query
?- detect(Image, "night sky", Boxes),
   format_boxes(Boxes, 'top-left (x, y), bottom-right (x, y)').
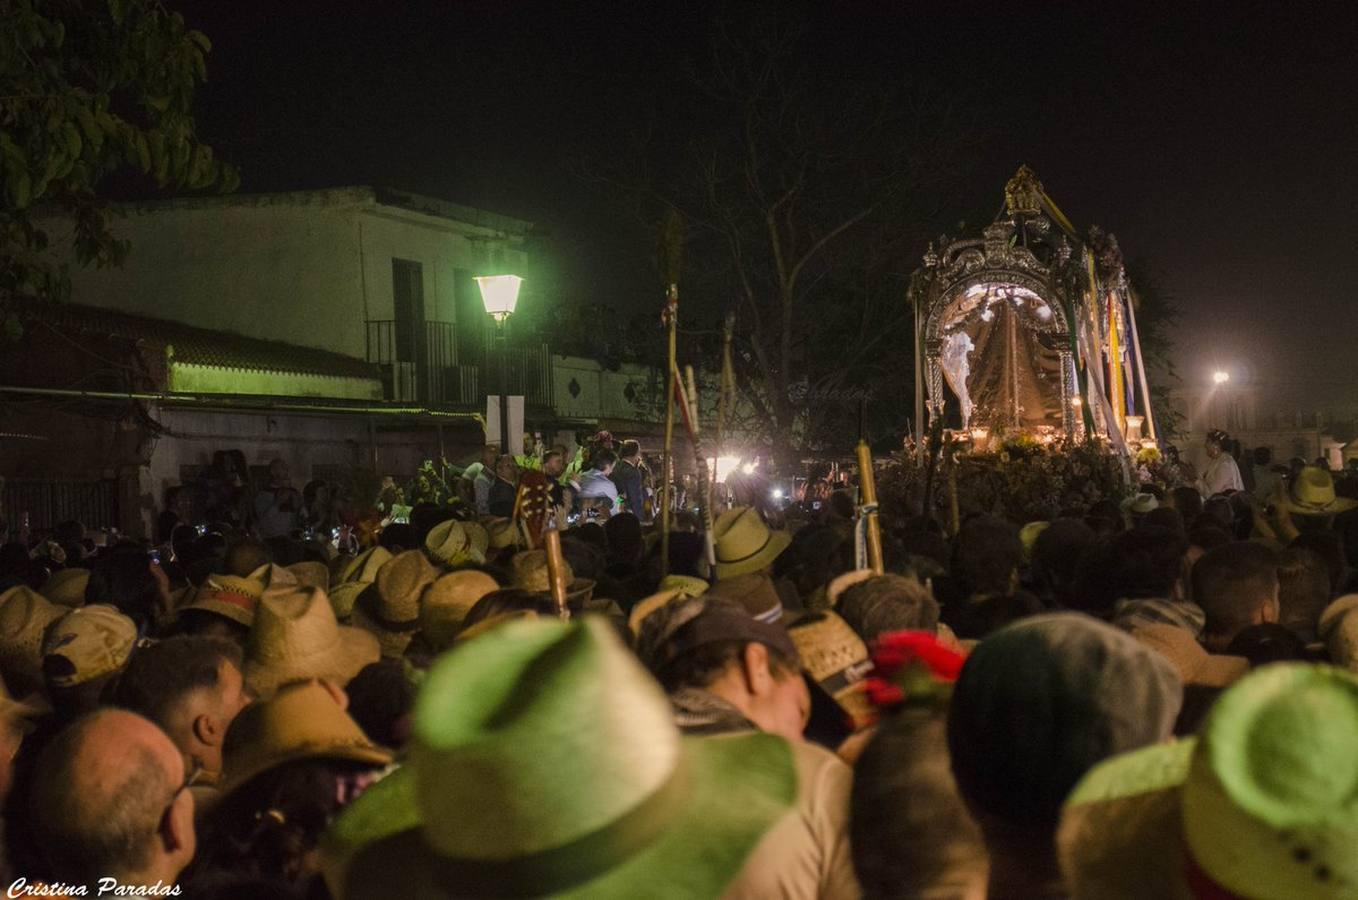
top-left (175, 1), bottom-right (1358, 409)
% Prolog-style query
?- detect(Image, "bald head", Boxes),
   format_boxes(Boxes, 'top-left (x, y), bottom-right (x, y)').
top-left (32, 709), bottom-right (193, 882)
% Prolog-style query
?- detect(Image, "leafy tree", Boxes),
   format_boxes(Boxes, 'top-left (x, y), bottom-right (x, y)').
top-left (0, 0), bottom-right (238, 300)
top-left (588, 13), bottom-right (979, 462)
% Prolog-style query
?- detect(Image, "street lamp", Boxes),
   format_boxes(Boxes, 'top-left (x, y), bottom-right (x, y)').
top-left (476, 274), bottom-right (524, 455)
top-left (1212, 370), bottom-right (1230, 385)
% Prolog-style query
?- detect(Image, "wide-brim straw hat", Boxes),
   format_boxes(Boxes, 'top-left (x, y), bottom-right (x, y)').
top-left (788, 610), bottom-right (874, 728)
top-left (337, 547), bottom-right (393, 586)
top-left (181, 572), bottom-right (266, 629)
top-left (1121, 493), bottom-right (1160, 516)
top-left (41, 568), bottom-right (89, 607)
top-left (464, 522), bottom-right (489, 560)
top-left (328, 582), bottom-right (369, 621)
top-left (1131, 623), bottom-right (1248, 689)
top-left (41, 603), bottom-right (138, 689)
top-left (0, 586), bottom-right (68, 691)
top-left (657, 574), bottom-right (709, 598)
top-left (1277, 467), bottom-right (1358, 516)
top-left (287, 561), bottom-right (331, 592)
top-left (352, 550), bottom-right (439, 658)
top-left (220, 680), bottom-right (393, 798)
top-left (628, 588), bottom-right (683, 639)
top-left (419, 570), bottom-right (500, 651)
top-left (425, 520), bottom-right (486, 567)
top-left (706, 573), bottom-right (784, 623)
top-left (1058, 664), bottom-right (1358, 900)
top-left (244, 584), bottom-right (381, 699)
top-left (509, 550), bottom-right (595, 606)
top-left (479, 516), bottom-right (521, 550)
top-left (712, 507), bottom-right (792, 580)
top-left (1320, 596), bottom-right (1358, 672)
top-left (320, 616), bottom-right (797, 900)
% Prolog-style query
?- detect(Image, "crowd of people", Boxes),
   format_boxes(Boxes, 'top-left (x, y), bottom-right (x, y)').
top-left (0, 426), bottom-right (1356, 898)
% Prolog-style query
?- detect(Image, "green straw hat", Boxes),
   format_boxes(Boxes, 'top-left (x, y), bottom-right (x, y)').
top-left (1059, 663), bottom-right (1358, 899)
top-left (321, 616), bottom-right (797, 899)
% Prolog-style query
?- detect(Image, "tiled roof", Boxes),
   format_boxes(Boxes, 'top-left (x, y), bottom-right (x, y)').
top-left (1, 295), bottom-right (379, 380)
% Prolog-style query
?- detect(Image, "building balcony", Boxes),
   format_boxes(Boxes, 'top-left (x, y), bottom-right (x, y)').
top-left (364, 320), bottom-right (554, 410)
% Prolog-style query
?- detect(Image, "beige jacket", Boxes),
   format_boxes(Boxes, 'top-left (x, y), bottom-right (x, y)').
top-left (722, 735), bottom-right (862, 900)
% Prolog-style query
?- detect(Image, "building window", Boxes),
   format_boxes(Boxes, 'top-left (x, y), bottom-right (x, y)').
top-left (392, 258), bottom-right (425, 365)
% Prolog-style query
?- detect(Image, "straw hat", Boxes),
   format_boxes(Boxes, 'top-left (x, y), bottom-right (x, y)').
top-left (712, 507), bottom-right (792, 580)
top-left (1321, 598), bottom-right (1358, 672)
top-left (508, 550), bottom-right (595, 605)
top-left (826, 569), bottom-right (874, 608)
top-left (181, 572), bottom-right (266, 629)
top-left (424, 520), bottom-right (486, 567)
top-left (352, 551), bottom-right (439, 658)
top-left (419, 570), bottom-right (499, 650)
top-left (788, 610), bottom-right (874, 728)
top-left (0, 586), bottom-right (68, 691)
top-left (628, 588), bottom-right (683, 638)
top-left (1058, 664), bottom-right (1358, 900)
top-left (1277, 466), bottom-right (1358, 516)
top-left (287, 560), bottom-right (331, 592)
top-left (41, 568), bottom-right (89, 608)
top-left (220, 680), bottom-right (393, 798)
top-left (1131, 623), bottom-right (1248, 689)
top-left (463, 522), bottom-right (489, 560)
top-left (320, 616), bottom-right (797, 899)
top-left (479, 516), bottom-right (520, 550)
top-left (41, 604), bottom-right (138, 689)
top-left (243, 584), bottom-right (381, 699)
top-left (706, 573), bottom-right (784, 623)
top-left (657, 574), bottom-right (709, 598)
top-left (1019, 520), bottom-right (1051, 561)
top-left (337, 547), bottom-right (393, 586)
top-left (1120, 493), bottom-right (1160, 516)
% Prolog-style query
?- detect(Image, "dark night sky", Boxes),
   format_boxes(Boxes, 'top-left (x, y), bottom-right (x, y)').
top-left (175, 1), bottom-right (1358, 406)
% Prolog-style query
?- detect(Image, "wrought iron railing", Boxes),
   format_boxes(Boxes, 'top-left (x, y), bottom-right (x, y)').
top-left (3, 478), bottom-right (118, 531)
top-left (364, 320), bottom-right (553, 410)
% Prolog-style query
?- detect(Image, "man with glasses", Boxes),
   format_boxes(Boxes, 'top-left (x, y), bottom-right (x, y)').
top-left (29, 709), bottom-right (197, 889)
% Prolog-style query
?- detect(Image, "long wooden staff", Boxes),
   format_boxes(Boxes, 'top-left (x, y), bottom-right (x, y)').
top-left (856, 440), bottom-right (885, 575)
top-left (920, 415), bottom-right (946, 530)
top-left (658, 210), bottom-right (684, 576)
top-left (543, 526), bottom-right (570, 620)
top-left (684, 365), bottom-right (717, 570)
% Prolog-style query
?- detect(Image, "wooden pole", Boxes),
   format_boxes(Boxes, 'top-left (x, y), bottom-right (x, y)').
top-left (856, 440), bottom-right (885, 575)
top-left (686, 365), bottom-right (717, 569)
top-left (543, 527), bottom-right (570, 620)
top-left (660, 284), bottom-right (678, 575)
top-left (658, 210), bottom-right (684, 577)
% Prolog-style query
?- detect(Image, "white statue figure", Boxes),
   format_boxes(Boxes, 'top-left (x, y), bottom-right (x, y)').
top-left (942, 330), bottom-right (976, 429)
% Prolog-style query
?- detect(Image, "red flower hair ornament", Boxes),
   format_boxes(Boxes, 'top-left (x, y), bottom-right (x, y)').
top-left (864, 630), bottom-right (966, 719)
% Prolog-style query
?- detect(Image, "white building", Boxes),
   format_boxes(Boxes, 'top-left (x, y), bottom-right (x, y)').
top-left (5, 187), bottom-right (708, 536)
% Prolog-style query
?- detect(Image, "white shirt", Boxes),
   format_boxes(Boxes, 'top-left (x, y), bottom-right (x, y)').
top-left (576, 469), bottom-right (620, 509)
top-left (1199, 453), bottom-right (1244, 497)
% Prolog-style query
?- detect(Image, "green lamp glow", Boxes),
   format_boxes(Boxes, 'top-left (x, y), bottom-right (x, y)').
top-left (476, 274), bottom-right (523, 322)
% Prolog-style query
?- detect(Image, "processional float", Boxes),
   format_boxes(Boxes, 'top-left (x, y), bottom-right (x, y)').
top-left (910, 166), bottom-right (1157, 454)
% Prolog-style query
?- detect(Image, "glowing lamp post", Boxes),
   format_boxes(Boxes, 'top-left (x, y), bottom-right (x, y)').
top-left (476, 274), bottom-right (524, 455)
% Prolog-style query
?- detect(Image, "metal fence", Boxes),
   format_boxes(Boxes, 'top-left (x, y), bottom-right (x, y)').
top-left (2, 478), bottom-right (118, 532)
top-left (365, 320), bottom-right (554, 410)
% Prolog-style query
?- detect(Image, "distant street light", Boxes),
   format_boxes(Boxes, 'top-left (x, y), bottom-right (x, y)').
top-left (1213, 370), bottom-right (1230, 385)
top-left (477, 274), bottom-right (525, 454)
